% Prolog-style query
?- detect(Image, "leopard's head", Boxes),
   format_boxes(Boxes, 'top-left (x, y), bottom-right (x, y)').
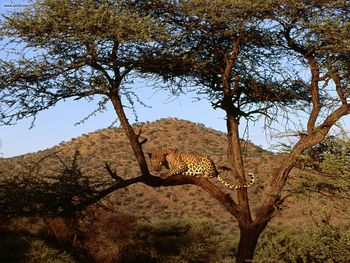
top-left (147, 151), bottom-right (166, 172)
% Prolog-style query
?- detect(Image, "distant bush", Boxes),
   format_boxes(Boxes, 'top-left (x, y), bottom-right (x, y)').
top-left (254, 223), bottom-right (350, 263)
top-left (298, 135), bottom-right (350, 173)
top-left (117, 218), bottom-right (229, 263)
top-left (295, 135), bottom-right (350, 198)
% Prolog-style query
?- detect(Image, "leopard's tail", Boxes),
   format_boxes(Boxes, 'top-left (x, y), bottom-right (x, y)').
top-left (217, 173), bottom-right (255, 190)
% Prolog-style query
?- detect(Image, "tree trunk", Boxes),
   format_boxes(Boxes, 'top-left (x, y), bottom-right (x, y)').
top-left (236, 222), bottom-right (267, 263)
top-left (109, 92), bottom-right (150, 176)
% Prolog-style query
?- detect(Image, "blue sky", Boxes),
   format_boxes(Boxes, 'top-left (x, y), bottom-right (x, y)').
top-left (0, 83), bottom-right (272, 157)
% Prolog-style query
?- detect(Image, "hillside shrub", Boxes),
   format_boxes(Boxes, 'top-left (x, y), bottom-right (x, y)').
top-left (117, 218), bottom-right (229, 263)
top-left (254, 223), bottom-right (350, 263)
top-left (289, 135), bottom-right (350, 198)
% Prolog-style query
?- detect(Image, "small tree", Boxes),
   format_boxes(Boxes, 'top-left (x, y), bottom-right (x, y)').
top-left (1, 1), bottom-right (350, 262)
top-left (0, 150), bottom-right (101, 217)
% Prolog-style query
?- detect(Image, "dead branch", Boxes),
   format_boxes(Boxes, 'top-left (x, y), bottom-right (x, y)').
top-left (139, 138), bottom-right (148, 145)
top-left (136, 124), bottom-right (143, 138)
top-left (104, 162), bottom-right (124, 182)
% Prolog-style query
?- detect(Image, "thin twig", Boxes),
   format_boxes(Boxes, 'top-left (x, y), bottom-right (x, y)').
top-left (104, 163), bottom-right (124, 182)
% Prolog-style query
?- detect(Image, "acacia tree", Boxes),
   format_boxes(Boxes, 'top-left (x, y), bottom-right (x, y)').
top-left (0, 0), bottom-right (164, 169)
top-left (1, 1), bottom-right (350, 262)
top-left (135, 0), bottom-right (350, 261)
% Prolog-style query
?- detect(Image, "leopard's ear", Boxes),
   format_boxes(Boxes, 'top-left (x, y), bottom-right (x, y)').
top-left (147, 152), bottom-right (152, 159)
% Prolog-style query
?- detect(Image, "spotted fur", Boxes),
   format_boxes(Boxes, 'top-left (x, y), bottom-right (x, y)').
top-left (147, 149), bottom-right (254, 189)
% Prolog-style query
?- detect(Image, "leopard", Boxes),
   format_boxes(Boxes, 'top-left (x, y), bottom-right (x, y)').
top-left (147, 149), bottom-right (254, 189)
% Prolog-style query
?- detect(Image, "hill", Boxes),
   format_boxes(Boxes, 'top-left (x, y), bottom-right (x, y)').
top-left (0, 118), bottom-right (348, 233)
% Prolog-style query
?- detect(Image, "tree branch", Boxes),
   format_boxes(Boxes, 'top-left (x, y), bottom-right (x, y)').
top-left (104, 162), bottom-right (124, 182)
top-left (283, 26), bottom-right (321, 134)
top-left (306, 57), bottom-right (321, 134)
top-left (222, 36), bottom-right (240, 96)
top-left (257, 103), bottom-right (350, 223)
top-left (109, 93), bottom-right (150, 176)
top-left (333, 71), bottom-right (348, 105)
top-left (73, 171), bottom-right (241, 218)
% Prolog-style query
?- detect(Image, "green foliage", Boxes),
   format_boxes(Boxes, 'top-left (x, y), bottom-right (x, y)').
top-left (140, 0), bottom-right (310, 111)
top-left (319, 136), bottom-right (350, 178)
top-left (3, 0), bottom-right (349, 126)
top-left (0, 0), bottom-right (166, 125)
top-left (254, 223), bottom-right (350, 263)
top-left (117, 218), bottom-right (229, 263)
top-left (254, 225), bottom-right (306, 262)
top-left (296, 135), bottom-right (350, 198)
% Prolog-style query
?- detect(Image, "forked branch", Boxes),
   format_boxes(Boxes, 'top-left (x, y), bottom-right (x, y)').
top-left (95, 166), bottom-right (242, 218)
top-left (257, 102), bottom-right (350, 223)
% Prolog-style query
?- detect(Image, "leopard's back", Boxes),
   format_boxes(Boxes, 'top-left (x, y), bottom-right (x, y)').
top-left (167, 151), bottom-right (218, 177)
top-left (148, 149), bottom-right (254, 190)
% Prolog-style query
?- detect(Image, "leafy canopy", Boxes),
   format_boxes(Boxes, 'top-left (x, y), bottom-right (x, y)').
top-left (1, 0), bottom-right (350, 126)
top-left (0, 0), bottom-right (165, 125)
